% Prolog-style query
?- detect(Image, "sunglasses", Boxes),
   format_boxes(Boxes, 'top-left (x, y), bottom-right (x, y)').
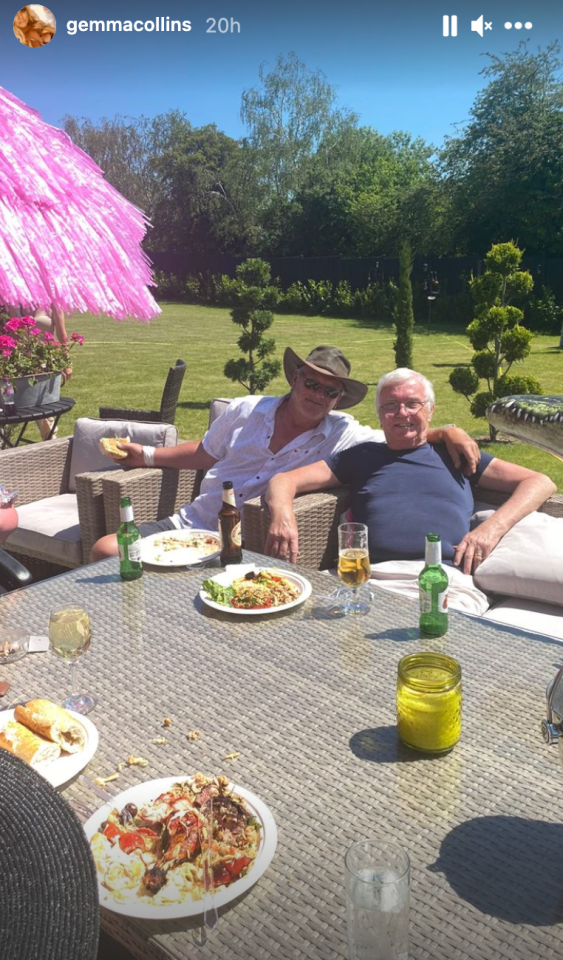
top-left (303, 377), bottom-right (341, 400)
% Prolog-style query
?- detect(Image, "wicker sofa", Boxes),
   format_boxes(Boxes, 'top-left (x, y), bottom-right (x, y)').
top-left (244, 485), bottom-right (563, 639)
top-left (244, 484), bottom-right (563, 570)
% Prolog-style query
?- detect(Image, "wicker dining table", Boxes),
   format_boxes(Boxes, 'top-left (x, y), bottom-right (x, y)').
top-left (1, 553), bottom-right (562, 960)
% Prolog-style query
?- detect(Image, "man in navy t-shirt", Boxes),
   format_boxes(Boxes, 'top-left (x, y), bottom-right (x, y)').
top-left (264, 368), bottom-right (555, 576)
top-left (325, 441), bottom-right (493, 564)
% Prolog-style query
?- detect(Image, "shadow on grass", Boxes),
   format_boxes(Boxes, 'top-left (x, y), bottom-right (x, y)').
top-left (431, 361), bottom-right (471, 368)
top-left (178, 401), bottom-right (211, 411)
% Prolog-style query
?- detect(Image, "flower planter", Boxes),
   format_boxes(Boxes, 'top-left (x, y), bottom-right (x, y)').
top-left (1, 373), bottom-right (62, 411)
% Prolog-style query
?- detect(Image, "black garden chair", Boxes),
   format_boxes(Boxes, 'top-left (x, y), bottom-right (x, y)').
top-left (99, 359), bottom-right (187, 425)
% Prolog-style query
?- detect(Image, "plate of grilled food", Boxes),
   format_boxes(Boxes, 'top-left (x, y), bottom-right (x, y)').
top-left (84, 772), bottom-right (277, 918)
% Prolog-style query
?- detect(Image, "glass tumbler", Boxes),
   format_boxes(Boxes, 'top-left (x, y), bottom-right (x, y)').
top-left (345, 839), bottom-right (410, 960)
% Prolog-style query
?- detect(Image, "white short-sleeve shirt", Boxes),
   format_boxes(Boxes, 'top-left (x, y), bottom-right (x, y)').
top-left (175, 394), bottom-right (382, 531)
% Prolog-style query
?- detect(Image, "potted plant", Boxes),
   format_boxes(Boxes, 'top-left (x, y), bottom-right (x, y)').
top-left (0, 317), bottom-right (84, 410)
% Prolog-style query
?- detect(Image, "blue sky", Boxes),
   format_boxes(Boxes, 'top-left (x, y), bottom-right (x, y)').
top-left (4, 1), bottom-right (561, 147)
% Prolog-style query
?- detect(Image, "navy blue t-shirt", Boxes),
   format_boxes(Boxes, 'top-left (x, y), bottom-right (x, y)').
top-left (326, 443), bottom-right (493, 563)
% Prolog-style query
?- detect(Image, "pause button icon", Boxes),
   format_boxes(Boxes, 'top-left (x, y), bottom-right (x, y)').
top-left (443, 15), bottom-right (458, 36)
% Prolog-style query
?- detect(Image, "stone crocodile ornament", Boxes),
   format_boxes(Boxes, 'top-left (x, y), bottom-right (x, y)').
top-left (487, 395), bottom-right (563, 459)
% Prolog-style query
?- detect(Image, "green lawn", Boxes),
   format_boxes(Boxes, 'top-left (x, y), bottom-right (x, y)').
top-left (62, 303), bottom-right (563, 491)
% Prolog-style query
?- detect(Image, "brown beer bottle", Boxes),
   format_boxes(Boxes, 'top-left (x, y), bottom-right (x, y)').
top-left (219, 480), bottom-right (243, 565)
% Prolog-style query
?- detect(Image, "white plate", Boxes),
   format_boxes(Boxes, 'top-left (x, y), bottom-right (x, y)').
top-left (141, 529), bottom-right (221, 567)
top-left (200, 565), bottom-right (312, 616)
top-left (83, 776), bottom-right (278, 919)
top-left (0, 709), bottom-right (98, 788)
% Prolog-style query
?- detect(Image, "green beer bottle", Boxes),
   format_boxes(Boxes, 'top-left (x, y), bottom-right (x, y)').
top-left (117, 495), bottom-right (143, 581)
top-left (419, 533), bottom-right (449, 637)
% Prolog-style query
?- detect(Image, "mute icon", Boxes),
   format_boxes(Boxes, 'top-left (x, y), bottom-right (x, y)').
top-left (471, 14), bottom-right (484, 36)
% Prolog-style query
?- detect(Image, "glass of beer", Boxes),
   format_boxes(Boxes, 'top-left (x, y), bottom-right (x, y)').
top-left (49, 606), bottom-right (97, 714)
top-left (337, 522), bottom-right (370, 616)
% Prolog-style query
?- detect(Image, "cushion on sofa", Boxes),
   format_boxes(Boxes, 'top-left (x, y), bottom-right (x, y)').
top-left (483, 598), bottom-right (563, 640)
top-left (474, 511), bottom-right (563, 608)
top-left (69, 418), bottom-right (178, 492)
top-left (7, 494), bottom-right (82, 566)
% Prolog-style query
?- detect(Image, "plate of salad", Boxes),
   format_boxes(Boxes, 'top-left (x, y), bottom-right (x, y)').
top-left (200, 565), bottom-right (312, 615)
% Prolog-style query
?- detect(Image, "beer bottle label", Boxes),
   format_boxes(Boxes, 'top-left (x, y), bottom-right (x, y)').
top-left (420, 587), bottom-right (448, 613)
top-left (231, 521), bottom-right (242, 547)
top-left (419, 588), bottom-right (432, 614)
top-left (129, 540), bottom-right (142, 561)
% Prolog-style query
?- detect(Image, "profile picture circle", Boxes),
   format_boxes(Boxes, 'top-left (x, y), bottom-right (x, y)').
top-left (13, 5), bottom-right (56, 47)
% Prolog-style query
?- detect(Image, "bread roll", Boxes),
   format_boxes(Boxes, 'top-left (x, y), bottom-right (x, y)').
top-left (15, 699), bottom-right (86, 753)
top-left (0, 720), bottom-right (61, 767)
top-left (99, 437), bottom-right (131, 460)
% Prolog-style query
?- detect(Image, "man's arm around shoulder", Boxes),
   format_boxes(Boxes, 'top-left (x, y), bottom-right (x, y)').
top-left (265, 461), bottom-right (340, 562)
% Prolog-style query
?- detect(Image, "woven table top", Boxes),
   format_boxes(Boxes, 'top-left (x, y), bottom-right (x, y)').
top-left (1, 553), bottom-right (562, 960)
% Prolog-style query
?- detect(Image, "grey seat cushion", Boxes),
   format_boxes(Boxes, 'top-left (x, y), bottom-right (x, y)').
top-left (69, 418), bottom-right (178, 492)
top-left (474, 511), bottom-right (563, 608)
top-left (8, 494), bottom-right (82, 567)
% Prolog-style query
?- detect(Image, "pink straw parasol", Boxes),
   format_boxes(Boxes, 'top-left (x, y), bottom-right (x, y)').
top-left (0, 85), bottom-right (160, 321)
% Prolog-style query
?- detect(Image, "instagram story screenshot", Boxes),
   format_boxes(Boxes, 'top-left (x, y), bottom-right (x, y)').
top-left (2, 3), bottom-right (563, 960)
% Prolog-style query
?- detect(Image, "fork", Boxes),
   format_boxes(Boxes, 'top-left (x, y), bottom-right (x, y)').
top-left (193, 793), bottom-right (218, 944)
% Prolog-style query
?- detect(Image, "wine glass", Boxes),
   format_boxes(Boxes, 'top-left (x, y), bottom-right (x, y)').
top-left (336, 522), bottom-right (371, 616)
top-left (48, 606), bottom-right (97, 714)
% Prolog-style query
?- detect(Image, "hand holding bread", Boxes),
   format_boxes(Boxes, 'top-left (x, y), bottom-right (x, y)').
top-left (99, 436), bottom-right (131, 461)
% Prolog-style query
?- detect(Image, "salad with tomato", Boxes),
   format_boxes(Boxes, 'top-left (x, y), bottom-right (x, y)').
top-left (202, 569), bottom-right (300, 609)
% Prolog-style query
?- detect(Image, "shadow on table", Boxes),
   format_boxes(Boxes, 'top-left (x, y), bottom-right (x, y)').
top-left (430, 815), bottom-right (563, 925)
top-left (364, 626), bottom-right (419, 642)
top-left (350, 726), bottom-right (439, 764)
top-left (75, 573), bottom-right (122, 585)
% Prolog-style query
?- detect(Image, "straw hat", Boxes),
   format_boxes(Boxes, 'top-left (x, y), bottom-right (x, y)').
top-left (0, 750), bottom-right (99, 960)
top-left (283, 345), bottom-right (368, 409)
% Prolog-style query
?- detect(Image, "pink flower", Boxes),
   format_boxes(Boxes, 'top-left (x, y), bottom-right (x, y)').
top-left (42, 332), bottom-right (55, 342)
top-left (2, 349), bottom-right (13, 357)
top-left (29, 327), bottom-right (42, 336)
top-left (18, 317), bottom-right (36, 327)
top-left (70, 333), bottom-right (85, 345)
top-left (4, 318), bottom-right (23, 332)
top-left (0, 336), bottom-right (17, 350)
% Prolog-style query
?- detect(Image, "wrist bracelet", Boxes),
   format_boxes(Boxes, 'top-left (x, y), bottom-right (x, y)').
top-left (142, 445), bottom-right (156, 467)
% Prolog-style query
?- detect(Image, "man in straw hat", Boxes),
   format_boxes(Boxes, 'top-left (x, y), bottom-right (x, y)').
top-left (91, 346), bottom-right (477, 559)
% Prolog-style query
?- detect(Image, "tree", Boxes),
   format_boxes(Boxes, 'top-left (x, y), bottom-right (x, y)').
top-left (149, 124), bottom-right (242, 253)
top-left (449, 242), bottom-right (541, 439)
top-left (63, 111), bottom-right (190, 220)
top-left (440, 43), bottom-right (563, 255)
top-left (393, 242), bottom-right (415, 367)
top-left (241, 52), bottom-right (357, 199)
top-left (64, 112), bottom-right (250, 254)
top-left (224, 260), bottom-right (281, 394)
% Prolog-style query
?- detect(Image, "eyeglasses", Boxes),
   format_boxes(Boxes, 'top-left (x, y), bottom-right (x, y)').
top-left (380, 399), bottom-right (428, 415)
top-left (303, 377), bottom-right (341, 400)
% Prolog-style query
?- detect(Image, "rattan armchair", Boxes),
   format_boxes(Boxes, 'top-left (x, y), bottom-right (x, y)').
top-left (0, 437), bottom-right (119, 579)
top-left (243, 485), bottom-right (563, 571)
top-left (0, 418), bottom-right (185, 580)
top-left (99, 359), bottom-right (186, 425)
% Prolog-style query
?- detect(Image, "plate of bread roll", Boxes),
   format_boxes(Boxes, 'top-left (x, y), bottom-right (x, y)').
top-left (0, 699), bottom-right (98, 787)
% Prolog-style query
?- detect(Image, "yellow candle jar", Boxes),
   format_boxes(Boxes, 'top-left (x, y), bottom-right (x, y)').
top-left (397, 653), bottom-right (462, 753)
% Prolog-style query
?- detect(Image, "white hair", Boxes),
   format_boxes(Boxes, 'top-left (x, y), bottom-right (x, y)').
top-left (376, 368), bottom-right (435, 412)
